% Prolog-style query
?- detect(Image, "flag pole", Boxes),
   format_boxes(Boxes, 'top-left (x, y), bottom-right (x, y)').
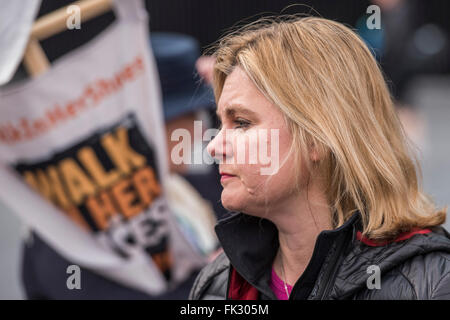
top-left (23, 0), bottom-right (113, 77)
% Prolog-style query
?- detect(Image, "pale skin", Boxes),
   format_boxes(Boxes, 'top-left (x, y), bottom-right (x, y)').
top-left (207, 67), bottom-right (332, 288)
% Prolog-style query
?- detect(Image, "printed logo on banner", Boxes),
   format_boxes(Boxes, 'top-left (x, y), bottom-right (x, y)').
top-left (13, 113), bottom-right (172, 281)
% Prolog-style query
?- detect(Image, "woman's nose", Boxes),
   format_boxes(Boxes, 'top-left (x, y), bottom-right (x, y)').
top-left (207, 129), bottom-right (232, 163)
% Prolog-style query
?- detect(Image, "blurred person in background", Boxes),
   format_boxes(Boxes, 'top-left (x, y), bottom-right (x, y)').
top-left (151, 32), bottom-right (223, 261)
top-left (20, 31), bottom-right (220, 300)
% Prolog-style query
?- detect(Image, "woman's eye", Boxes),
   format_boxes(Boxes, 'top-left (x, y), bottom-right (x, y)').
top-left (233, 119), bottom-right (251, 129)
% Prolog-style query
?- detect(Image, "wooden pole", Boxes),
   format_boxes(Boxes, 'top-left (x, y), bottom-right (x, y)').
top-left (31, 0), bottom-right (112, 40)
top-left (23, 38), bottom-right (51, 77)
top-left (23, 0), bottom-right (113, 77)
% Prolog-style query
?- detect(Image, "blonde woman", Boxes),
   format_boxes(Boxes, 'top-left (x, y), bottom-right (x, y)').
top-left (189, 16), bottom-right (450, 300)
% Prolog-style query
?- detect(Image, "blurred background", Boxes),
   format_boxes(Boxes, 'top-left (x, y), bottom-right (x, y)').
top-left (1, 0), bottom-right (449, 299)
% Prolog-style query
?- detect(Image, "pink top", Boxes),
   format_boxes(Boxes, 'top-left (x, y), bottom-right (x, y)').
top-left (270, 267), bottom-right (293, 300)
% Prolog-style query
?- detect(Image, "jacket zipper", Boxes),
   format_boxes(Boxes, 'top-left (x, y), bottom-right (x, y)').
top-left (317, 232), bottom-right (351, 299)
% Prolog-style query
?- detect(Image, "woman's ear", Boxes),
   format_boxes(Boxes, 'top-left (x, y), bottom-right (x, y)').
top-left (309, 141), bottom-right (321, 163)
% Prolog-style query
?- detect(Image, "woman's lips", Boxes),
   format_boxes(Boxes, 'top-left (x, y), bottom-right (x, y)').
top-left (220, 173), bottom-right (236, 182)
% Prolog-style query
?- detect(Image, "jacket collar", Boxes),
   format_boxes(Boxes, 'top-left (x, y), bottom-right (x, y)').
top-left (215, 211), bottom-right (361, 299)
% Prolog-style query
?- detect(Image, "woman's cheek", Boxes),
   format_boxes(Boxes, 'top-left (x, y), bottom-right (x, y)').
top-left (221, 127), bottom-right (293, 211)
top-left (232, 129), bottom-right (278, 190)
top-left (232, 129), bottom-right (257, 165)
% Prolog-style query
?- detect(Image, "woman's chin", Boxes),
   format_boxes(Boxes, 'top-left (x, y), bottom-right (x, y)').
top-left (221, 191), bottom-right (244, 212)
top-left (221, 199), bottom-right (240, 212)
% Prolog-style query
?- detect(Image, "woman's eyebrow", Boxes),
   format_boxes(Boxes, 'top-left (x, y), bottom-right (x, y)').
top-left (216, 104), bottom-right (258, 121)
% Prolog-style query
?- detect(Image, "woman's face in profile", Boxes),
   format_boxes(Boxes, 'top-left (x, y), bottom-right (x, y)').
top-left (207, 67), bottom-right (306, 216)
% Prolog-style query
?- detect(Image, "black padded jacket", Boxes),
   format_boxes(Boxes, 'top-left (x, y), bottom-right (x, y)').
top-left (189, 211), bottom-right (450, 300)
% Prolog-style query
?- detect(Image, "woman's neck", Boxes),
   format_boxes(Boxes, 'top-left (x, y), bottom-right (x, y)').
top-left (269, 185), bottom-right (332, 286)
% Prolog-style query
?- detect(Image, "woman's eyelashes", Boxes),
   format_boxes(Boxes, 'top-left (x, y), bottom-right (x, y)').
top-left (233, 118), bottom-right (251, 129)
top-left (216, 118), bottom-right (251, 130)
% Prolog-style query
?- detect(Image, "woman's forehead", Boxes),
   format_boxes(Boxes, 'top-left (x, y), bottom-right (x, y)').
top-left (217, 68), bottom-right (271, 118)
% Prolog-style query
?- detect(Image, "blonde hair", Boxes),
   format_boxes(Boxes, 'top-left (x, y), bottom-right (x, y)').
top-left (211, 15), bottom-right (446, 241)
